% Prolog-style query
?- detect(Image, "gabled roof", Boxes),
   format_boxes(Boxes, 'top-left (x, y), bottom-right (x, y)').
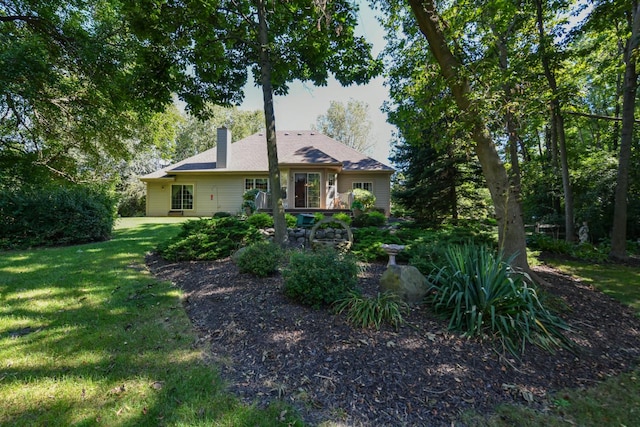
top-left (141, 131), bottom-right (394, 180)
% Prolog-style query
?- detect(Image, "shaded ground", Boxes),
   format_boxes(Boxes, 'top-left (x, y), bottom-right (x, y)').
top-left (146, 254), bottom-right (640, 426)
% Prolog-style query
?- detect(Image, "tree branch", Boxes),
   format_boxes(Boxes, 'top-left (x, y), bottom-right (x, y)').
top-left (565, 110), bottom-right (640, 123)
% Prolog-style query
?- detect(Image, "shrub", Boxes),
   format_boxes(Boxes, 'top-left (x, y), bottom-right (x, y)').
top-left (330, 212), bottom-right (352, 225)
top-left (236, 241), bottom-right (284, 277)
top-left (351, 188), bottom-right (376, 211)
top-left (0, 185), bottom-right (116, 249)
top-left (247, 212), bottom-right (274, 228)
top-left (157, 217), bottom-right (262, 261)
top-left (352, 227), bottom-right (403, 262)
top-left (406, 241), bottom-right (451, 275)
top-left (352, 211), bottom-right (386, 227)
top-left (242, 188), bottom-right (260, 213)
top-left (334, 291), bottom-right (409, 330)
top-left (213, 211), bottom-right (233, 218)
top-left (285, 213), bottom-right (297, 228)
top-left (313, 212), bottom-right (325, 224)
top-left (426, 244), bottom-right (575, 356)
top-left (283, 248), bottom-right (359, 308)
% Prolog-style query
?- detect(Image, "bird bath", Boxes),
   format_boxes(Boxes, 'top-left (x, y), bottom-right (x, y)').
top-left (381, 244), bottom-right (405, 266)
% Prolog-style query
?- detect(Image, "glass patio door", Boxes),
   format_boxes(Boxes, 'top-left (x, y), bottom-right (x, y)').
top-left (294, 172), bottom-right (320, 208)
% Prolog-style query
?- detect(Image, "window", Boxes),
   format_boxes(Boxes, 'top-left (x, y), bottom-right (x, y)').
top-left (352, 182), bottom-right (373, 192)
top-left (245, 178), bottom-right (269, 192)
top-left (171, 184), bottom-right (194, 210)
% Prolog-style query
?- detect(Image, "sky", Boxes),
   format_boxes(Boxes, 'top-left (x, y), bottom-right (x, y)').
top-left (238, 1), bottom-right (396, 165)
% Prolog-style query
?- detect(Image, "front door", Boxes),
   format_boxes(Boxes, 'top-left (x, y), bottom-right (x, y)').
top-left (294, 172), bottom-right (321, 208)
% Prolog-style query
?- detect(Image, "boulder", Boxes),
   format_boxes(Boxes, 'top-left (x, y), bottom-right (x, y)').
top-left (379, 265), bottom-right (429, 304)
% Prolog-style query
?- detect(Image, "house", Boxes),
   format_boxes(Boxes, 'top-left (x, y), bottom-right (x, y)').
top-left (140, 128), bottom-right (395, 217)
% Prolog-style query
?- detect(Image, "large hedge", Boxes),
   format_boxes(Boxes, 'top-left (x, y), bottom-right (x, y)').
top-left (0, 185), bottom-right (117, 249)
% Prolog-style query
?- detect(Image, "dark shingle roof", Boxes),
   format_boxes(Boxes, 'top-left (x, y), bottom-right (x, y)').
top-left (141, 131), bottom-right (393, 179)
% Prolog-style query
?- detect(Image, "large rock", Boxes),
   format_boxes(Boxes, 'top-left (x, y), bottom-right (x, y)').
top-left (379, 265), bottom-right (429, 304)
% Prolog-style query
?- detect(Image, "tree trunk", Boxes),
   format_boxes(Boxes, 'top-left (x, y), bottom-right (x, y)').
top-left (407, 0), bottom-right (529, 270)
top-left (610, 2), bottom-right (640, 260)
top-left (534, 0), bottom-right (575, 242)
top-left (257, 0), bottom-right (287, 246)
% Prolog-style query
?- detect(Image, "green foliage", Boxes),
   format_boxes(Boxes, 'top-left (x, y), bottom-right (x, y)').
top-left (351, 188), bottom-right (376, 211)
top-left (213, 211), bottom-right (233, 218)
top-left (242, 189), bottom-right (260, 213)
top-left (236, 241), bottom-right (284, 277)
top-left (0, 185), bottom-right (116, 249)
top-left (352, 211), bottom-right (386, 227)
top-left (352, 227), bottom-right (403, 262)
top-left (426, 244), bottom-right (574, 356)
top-left (313, 212), bottom-right (325, 224)
top-left (157, 217), bottom-right (262, 261)
top-left (283, 248), bottom-right (359, 308)
top-left (285, 213), bottom-right (297, 228)
top-left (527, 233), bottom-right (610, 263)
top-left (334, 291), bottom-right (409, 330)
top-left (246, 212), bottom-right (274, 228)
top-left (330, 212), bottom-right (352, 225)
top-left (314, 99), bottom-right (373, 152)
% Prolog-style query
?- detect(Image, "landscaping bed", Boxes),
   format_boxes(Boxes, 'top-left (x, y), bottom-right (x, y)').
top-left (146, 254), bottom-right (640, 426)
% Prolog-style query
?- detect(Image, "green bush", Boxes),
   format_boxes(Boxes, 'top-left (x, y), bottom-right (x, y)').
top-left (236, 241), bottom-right (284, 277)
top-left (330, 212), bottom-right (352, 225)
top-left (527, 233), bottom-right (573, 254)
top-left (0, 185), bottom-right (116, 249)
top-left (247, 212), bottom-right (274, 228)
top-left (283, 248), bottom-right (359, 308)
top-left (334, 291), bottom-right (408, 330)
top-left (213, 211), bottom-right (233, 218)
top-left (157, 217), bottom-right (262, 261)
top-left (426, 244), bottom-right (575, 356)
top-left (285, 213), bottom-right (297, 228)
top-left (352, 211), bottom-right (386, 227)
top-left (406, 241), bottom-right (451, 275)
top-left (351, 188), bottom-right (376, 211)
top-left (352, 227), bottom-right (403, 262)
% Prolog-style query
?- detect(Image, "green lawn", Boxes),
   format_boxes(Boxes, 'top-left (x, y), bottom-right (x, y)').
top-left (2, 219), bottom-right (639, 426)
top-left (0, 217), bottom-right (299, 426)
top-left (544, 258), bottom-right (640, 314)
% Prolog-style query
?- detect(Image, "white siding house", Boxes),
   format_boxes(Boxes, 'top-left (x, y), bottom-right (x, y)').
top-left (140, 129), bottom-right (394, 216)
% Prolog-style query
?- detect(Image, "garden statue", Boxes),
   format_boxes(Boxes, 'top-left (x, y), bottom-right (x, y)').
top-left (579, 221), bottom-right (589, 244)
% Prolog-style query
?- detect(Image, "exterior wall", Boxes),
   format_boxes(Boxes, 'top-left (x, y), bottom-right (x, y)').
top-left (145, 170), bottom-right (393, 216)
top-left (337, 172), bottom-right (393, 216)
top-left (146, 174), bottom-right (248, 217)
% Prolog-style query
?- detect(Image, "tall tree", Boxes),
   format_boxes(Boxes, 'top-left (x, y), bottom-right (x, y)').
top-left (397, 0), bottom-right (530, 269)
top-left (1, 0), bottom-right (161, 184)
top-left (314, 99), bottom-right (374, 152)
top-left (610, 1), bottom-right (640, 259)
top-left (122, 0), bottom-right (380, 245)
top-left (533, 0), bottom-right (576, 242)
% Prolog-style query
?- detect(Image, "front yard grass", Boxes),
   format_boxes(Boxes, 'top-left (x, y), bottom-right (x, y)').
top-left (0, 217), bottom-right (299, 426)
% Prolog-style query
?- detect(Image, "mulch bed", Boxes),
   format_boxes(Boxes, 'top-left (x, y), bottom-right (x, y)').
top-left (146, 254), bottom-right (640, 426)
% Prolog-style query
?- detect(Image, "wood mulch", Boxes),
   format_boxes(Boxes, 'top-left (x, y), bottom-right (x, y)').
top-left (146, 253), bottom-right (640, 426)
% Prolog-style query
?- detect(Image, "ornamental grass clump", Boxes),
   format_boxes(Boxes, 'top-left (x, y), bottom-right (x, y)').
top-left (426, 244), bottom-right (575, 356)
top-left (282, 248), bottom-right (359, 308)
top-left (334, 291), bottom-right (409, 330)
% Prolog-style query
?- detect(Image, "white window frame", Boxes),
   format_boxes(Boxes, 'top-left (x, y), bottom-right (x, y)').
top-left (170, 184), bottom-right (194, 210)
top-left (244, 177), bottom-right (270, 192)
top-left (352, 182), bottom-right (373, 192)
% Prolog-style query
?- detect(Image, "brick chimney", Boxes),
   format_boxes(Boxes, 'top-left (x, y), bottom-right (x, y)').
top-left (216, 127), bottom-right (231, 169)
